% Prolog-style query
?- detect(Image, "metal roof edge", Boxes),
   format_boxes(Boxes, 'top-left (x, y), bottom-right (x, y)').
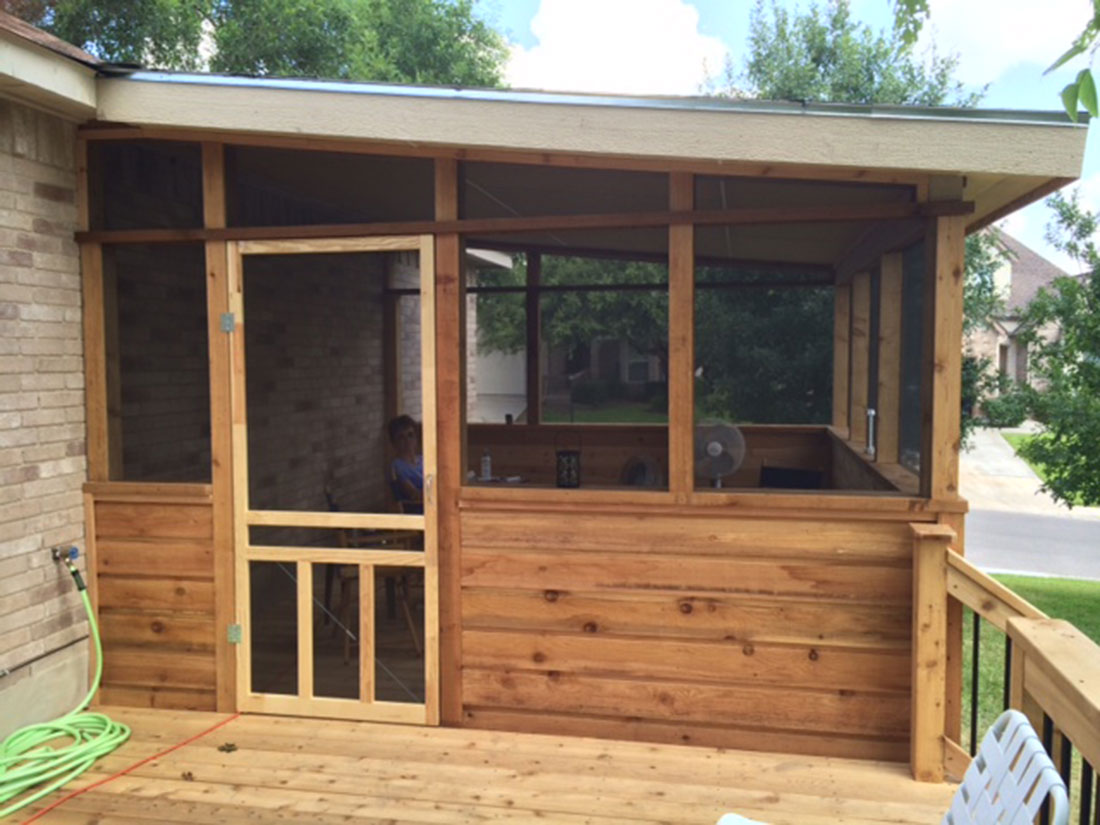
top-left (114, 70), bottom-right (1088, 129)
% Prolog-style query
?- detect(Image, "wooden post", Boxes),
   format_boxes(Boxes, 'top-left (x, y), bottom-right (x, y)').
top-left (203, 141), bottom-right (237, 711)
top-left (82, 242), bottom-right (109, 482)
top-left (82, 490), bottom-right (99, 691)
top-left (668, 172), bottom-right (694, 502)
top-left (910, 522), bottom-right (954, 782)
top-left (831, 281), bottom-right (851, 436)
top-left (103, 254), bottom-right (122, 480)
top-left (876, 253), bottom-right (902, 464)
top-left (77, 137), bottom-right (110, 483)
top-left (525, 251), bottom-right (541, 424)
top-left (419, 233), bottom-right (441, 726)
top-left (849, 271), bottom-right (871, 445)
top-left (434, 159), bottom-right (464, 724)
top-left (921, 215), bottom-right (966, 499)
top-left (1007, 643), bottom-right (1044, 739)
top-left (940, 510), bottom-right (965, 744)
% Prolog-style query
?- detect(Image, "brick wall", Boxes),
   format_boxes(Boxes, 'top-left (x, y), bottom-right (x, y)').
top-left (392, 252), bottom-right (423, 421)
top-left (0, 99), bottom-right (89, 737)
top-left (244, 253), bottom-right (388, 528)
top-left (109, 243), bottom-right (211, 481)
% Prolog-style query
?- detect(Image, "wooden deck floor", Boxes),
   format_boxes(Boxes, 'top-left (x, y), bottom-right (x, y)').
top-left (24, 707), bottom-right (957, 824)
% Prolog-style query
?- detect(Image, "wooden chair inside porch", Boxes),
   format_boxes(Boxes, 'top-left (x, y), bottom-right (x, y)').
top-left (334, 517), bottom-right (423, 665)
top-left (323, 481), bottom-right (423, 665)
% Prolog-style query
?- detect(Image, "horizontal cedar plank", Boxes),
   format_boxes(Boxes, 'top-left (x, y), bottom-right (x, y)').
top-left (462, 668), bottom-right (909, 737)
top-left (102, 647), bottom-right (216, 690)
top-left (462, 707), bottom-right (909, 762)
top-left (462, 630), bottom-right (910, 692)
top-left (84, 481), bottom-right (213, 500)
top-left (95, 501), bottom-right (213, 540)
top-left (76, 201), bottom-right (970, 244)
top-left (97, 539), bottom-right (214, 578)
top-left (98, 610), bottom-right (216, 651)
top-left (95, 685), bottom-right (217, 712)
top-left (76, 741), bottom-right (945, 825)
top-left (461, 588), bottom-right (910, 646)
top-left (459, 490), bottom-right (957, 519)
top-left (460, 511), bottom-right (910, 560)
top-left (462, 550), bottom-right (911, 601)
top-left (97, 576), bottom-right (215, 613)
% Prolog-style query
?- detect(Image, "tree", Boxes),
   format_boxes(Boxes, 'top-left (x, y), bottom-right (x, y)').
top-left (473, 255), bottom-right (670, 387)
top-left (211, 0), bottom-right (506, 86)
top-left (2, 0), bottom-right (209, 69)
top-left (888, 0), bottom-right (1099, 120)
top-left (1046, 10), bottom-right (1100, 122)
top-left (960, 231), bottom-right (1008, 442)
top-left (4, 0), bottom-right (507, 86)
top-left (737, 0), bottom-right (980, 106)
top-left (701, 0), bottom-right (998, 429)
top-left (209, 0), bottom-right (373, 79)
top-left (1015, 191), bottom-right (1100, 506)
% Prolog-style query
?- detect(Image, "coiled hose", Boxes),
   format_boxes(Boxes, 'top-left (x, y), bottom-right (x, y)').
top-left (0, 551), bottom-right (131, 819)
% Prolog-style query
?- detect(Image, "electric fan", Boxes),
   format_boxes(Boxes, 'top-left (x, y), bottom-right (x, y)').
top-left (694, 422), bottom-right (747, 488)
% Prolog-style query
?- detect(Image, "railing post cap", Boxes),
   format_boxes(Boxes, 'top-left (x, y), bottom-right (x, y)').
top-left (909, 523), bottom-right (957, 542)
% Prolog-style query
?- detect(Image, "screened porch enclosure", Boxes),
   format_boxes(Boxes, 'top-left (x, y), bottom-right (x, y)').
top-left (79, 131), bottom-right (969, 768)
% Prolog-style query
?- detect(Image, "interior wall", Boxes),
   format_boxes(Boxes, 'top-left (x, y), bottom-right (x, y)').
top-left (244, 253), bottom-right (388, 516)
top-left (391, 252), bottom-right (423, 421)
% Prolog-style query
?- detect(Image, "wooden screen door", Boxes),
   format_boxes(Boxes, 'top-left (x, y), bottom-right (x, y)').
top-left (228, 235), bottom-right (438, 725)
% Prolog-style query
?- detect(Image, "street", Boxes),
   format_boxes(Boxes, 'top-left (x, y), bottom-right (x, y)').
top-left (965, 509), bottom-right (1100, 580)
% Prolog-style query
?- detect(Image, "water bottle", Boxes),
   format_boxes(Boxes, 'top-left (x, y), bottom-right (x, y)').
top-left (480, 448), bottom-right (492, 481)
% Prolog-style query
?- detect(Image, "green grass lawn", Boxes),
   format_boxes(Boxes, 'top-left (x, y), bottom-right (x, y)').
top-left (962, 574), bottom-right (1100, 803)
top-left (542, 401), bottom-right (668, 424)
top-left (1002, 432), bottom-right (1040, 473)
top-left (1001, 432), bottom-right (1086, 506)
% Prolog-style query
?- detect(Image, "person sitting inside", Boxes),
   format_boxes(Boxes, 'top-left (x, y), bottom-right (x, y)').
top-left (388, 414), bottom-right (423, 514)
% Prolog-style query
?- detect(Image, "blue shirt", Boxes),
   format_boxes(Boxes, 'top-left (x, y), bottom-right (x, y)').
top-left (391, 456), bottom-right (423, 511)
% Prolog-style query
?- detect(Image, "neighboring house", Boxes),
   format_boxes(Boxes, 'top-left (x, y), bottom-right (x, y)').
top-left (966, 232), bottom-right (1067, 386)
top-left (466, 248), bottom-right (525, 424)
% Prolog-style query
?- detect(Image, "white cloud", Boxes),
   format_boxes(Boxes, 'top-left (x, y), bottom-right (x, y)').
top-left (506, 0), bottom-right (728, 96)
top-left (917, 0), bottom-right (1093, 86)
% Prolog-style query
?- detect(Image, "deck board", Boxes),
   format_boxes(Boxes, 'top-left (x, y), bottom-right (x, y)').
top-left (22, 707), bottom-right (956, 824)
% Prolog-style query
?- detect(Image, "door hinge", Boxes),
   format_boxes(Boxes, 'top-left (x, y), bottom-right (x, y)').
top-left (220, 312), bottom-right (236, 333)
top-left (227, 623), bottom-right (242, 644)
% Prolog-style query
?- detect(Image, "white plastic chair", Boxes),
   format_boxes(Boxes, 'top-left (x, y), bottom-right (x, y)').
top-left (716, 710), bottom-right (1068, 825)
top-left (944, 709), bottom-right (1068, 825)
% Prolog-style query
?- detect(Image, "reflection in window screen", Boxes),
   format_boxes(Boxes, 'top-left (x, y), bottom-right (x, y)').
top-left (899, 243), bottom-right (924, 475)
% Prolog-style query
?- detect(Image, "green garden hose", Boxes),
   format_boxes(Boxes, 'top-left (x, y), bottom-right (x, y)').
top-left (0, 550), bottom-right (131, 820)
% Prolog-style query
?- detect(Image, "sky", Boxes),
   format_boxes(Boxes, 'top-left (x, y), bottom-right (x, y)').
top-left (474, 0), bottom-right (1098, 273)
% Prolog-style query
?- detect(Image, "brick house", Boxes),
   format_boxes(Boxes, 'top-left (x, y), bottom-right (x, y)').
top-left (965, 232), bottom-right (1069, 387)
top-left (0, 15), bottom-right (97, 735)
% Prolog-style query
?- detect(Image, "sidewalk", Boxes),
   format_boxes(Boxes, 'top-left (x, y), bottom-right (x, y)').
top-left (959, 426), bottom-right (1100, 520)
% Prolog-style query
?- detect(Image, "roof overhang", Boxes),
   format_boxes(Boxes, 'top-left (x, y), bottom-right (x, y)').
top-left (0, 26), bottom-right (96, 119)
top-left (92, 73), bottom-right (1089, 230)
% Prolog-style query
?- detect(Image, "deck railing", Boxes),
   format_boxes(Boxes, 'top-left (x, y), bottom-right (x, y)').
top-left (911, 524), bottom-right (1100, 823)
